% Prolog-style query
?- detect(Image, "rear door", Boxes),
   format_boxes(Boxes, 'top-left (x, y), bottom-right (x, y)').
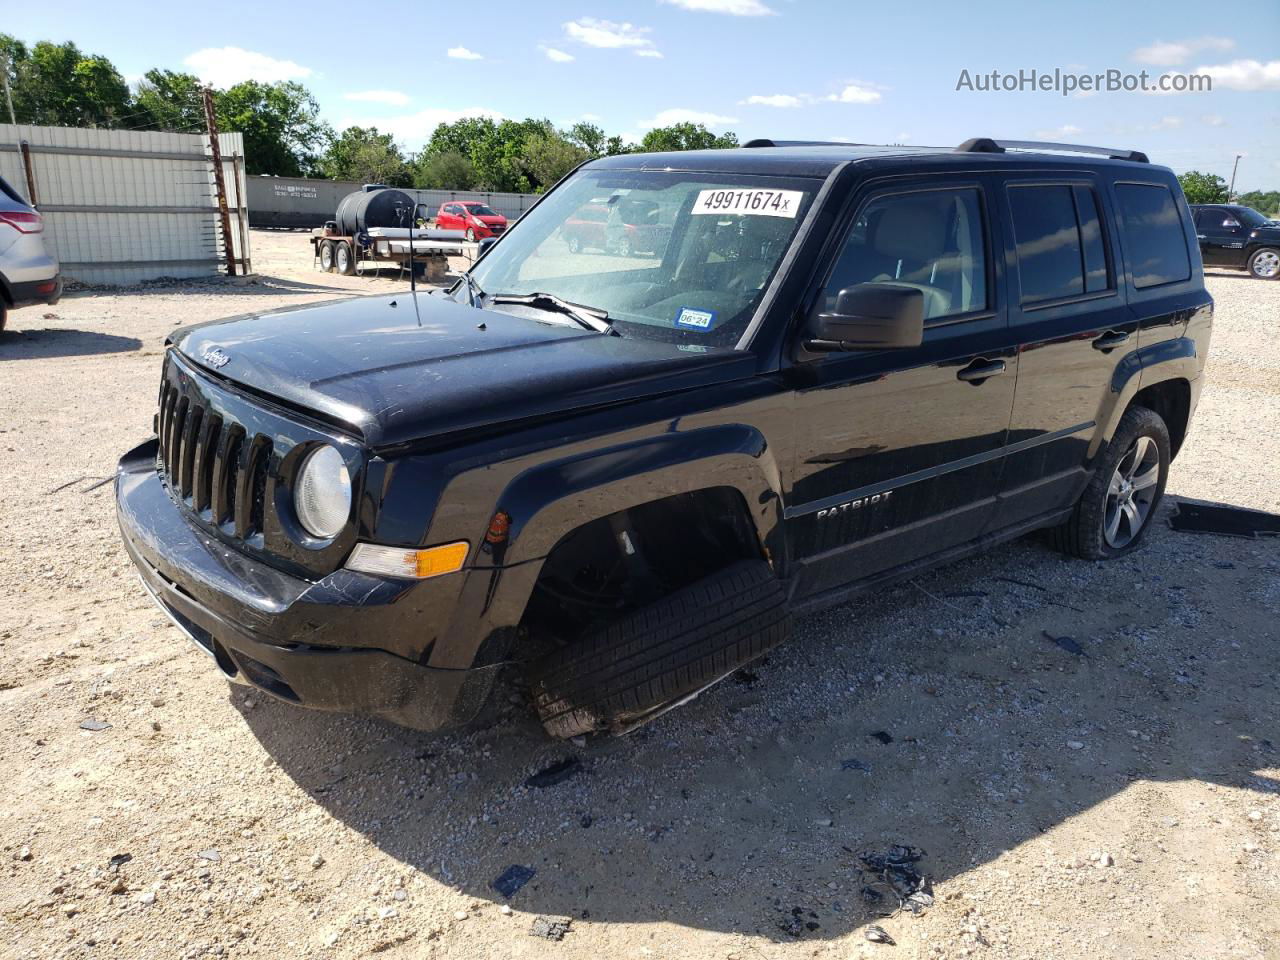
top-left (993, 175), bottom-right (1135, 526)
top-left (785, 177), bottom-right (1016, 601)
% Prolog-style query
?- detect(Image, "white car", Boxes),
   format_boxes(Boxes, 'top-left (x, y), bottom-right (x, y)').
top-left (0, 173), bottom-right (61, 332)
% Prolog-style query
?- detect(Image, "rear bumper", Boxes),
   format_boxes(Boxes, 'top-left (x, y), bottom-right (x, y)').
top-left (115, 438), bottom-right (499, 730)
top-left (2, 273), bottom-right (62, 307)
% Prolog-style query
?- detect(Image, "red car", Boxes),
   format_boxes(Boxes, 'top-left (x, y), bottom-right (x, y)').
top-left (435, 201), bottom-right (508, 241)
top-left (561, 200), bottom-right (670, 256)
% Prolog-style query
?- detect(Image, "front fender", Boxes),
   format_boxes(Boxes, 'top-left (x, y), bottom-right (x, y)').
top-left (425, 423), bottom-right (786, 669)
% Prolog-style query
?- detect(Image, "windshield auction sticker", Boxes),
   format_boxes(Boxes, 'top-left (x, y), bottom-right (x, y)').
top-left (691, 188), bottom-right (804, 218)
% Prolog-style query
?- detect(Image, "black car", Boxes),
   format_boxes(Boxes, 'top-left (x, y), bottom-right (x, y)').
top-left (1190, 203), bottom-right (1280, 279)
top-left (116, 137), bottom-right (1212, 738)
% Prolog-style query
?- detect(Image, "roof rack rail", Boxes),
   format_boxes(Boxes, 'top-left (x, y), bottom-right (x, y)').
top-left (743, 139), bottom-right (866, 148)
top-left (956, 137), bottom-right (1149, 164)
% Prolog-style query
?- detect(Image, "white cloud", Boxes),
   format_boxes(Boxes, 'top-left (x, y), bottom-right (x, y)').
top-left (447, 46), bottom-right (483, 60)
top-left (341, 107), bottom-right (505, 146)
top-left (1197, 58), bottom-right (1280, 91)
top-left (183, 47), bottom-right (312, 88)
top-left (827, 84), bottom-right (882, 104)
top-left (645, 108), bottom-right (738, 128)
top-left (742, 94), bottom-right (803, 107)
top-left (1132, 36), bottom-right (1234, 66)
top-left (1033, 124), bottom-right (1083, 139)
top-left (635, 49), bottom-right (665, 58)
top-left (541, 46), bottom-right (575, 63)
top-left (659, 0), bottom-right (774, 14)
top-left (343, 90), bottom-right (411, 107)
top-left (1153, 115), bottom-right (1184, 130)
top-left (564, 18), bottom-right (656, 51)
top-left (1201, 114), bottom-right (1227, 126)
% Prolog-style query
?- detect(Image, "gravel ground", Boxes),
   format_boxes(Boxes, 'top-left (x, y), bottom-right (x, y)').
top-left (1, 230), bottom-right (1277, 960)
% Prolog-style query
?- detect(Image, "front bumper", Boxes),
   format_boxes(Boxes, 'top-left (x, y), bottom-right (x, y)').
top-left (115, 438), bottom-right (499, 730)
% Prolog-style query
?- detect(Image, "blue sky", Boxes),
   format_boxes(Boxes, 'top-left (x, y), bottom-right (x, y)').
top-left (9, 0), bottom-right (1280, 190)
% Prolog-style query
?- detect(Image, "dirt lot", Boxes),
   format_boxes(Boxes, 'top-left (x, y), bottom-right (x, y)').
top-left (1, 229), bottom-right (1277, 960)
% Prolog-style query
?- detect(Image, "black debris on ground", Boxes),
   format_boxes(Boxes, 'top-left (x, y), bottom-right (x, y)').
top-left (841, 757), bottom-right (871, 772)
top-left (1168, 502), bottom-right (1280, 539)
top-left (865, 924), bottom-right (896, 945)
top-left (870, 730), bottom-right (894, 745)
top-left (528, 915), bottom-right (572, 941)
top-left (857, 845), bottom-right (933, 915)
top-left (491, 864), bottom-right (536, 899)
top-left (732, 668), bottom-right (760, 686)
top-left (524, 756), bottom-right (582, 789)
top-left (1044, 631), bottom-right (1089, 657)
top-left (108, 853), bottom-right (132, 872)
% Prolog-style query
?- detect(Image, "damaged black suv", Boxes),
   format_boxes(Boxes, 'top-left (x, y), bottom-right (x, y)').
top-left (117, 137), bottom-right (1212, 738)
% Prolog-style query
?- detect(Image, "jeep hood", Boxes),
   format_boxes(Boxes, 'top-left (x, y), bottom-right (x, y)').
top-left (172, 293), bottom-right (756, 449)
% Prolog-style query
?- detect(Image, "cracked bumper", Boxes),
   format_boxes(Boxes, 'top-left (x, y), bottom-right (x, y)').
top-left (115, 438), bottom-right (498, 730)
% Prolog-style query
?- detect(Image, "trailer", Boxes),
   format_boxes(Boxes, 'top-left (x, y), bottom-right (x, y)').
top-left (310, 223), bottom-right (476, 281)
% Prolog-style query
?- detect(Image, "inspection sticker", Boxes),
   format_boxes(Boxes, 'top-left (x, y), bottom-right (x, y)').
top-left (675, 307), bottom-right (717, 330)
top-left (691, 188), bottom-right (804, 218)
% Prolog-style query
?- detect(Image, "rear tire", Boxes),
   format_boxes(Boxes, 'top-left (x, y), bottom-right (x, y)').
top-left (528, 559), bottom-right (790, 738)
top-left (335, 241), bottom-right (354, 276)
top-left (1049, 405), bottom-right (1170, 560)
top-left (1248, 247), bottom-right (1280, 280)
top-left (319, 241), bottom-right (335, 272)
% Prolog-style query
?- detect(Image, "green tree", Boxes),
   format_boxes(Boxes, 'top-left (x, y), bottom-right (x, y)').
top-left (521, 130), bottom-right (588, 191)
top-left (0, 35), bottom-right (129, 126)
top-left (639, 122), bottom-right (737, 153)
top-left (564, 122), bottom-right (629, 159)
top-left (413, 150), bottom-right (477, 190)
top-left (322, 126), bottom-right (410, 186)
top-left (1177, 170), bottom-right (1229, 205)
top-left (132, 69), bottom-right (204, 131)
top-left (215, 80), bottom-right (332, 177)
top-left (1235, 190), bottom-right (1280, 218)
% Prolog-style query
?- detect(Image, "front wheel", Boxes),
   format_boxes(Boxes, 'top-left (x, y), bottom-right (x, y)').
top-left (465, 227), bottom-right (476, 243)
top-left (1049, 405), bottom-right (1170, 559)
top-left (1248, 247), bottom-right (1280, 280)
top-left (566, 234), bottom-right (581, 254)
top-left (319, 241), bottom-right (335, 272)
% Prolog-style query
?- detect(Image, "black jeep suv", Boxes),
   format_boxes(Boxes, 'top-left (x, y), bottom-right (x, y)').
top-left (1189, 203), bottom-right (1280, 279)
top-left (116, 137), bottom-right (1212, 738)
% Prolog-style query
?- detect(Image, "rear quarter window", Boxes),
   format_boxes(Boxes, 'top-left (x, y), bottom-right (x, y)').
top-left (1115, 183), bottom-right (1192, 289)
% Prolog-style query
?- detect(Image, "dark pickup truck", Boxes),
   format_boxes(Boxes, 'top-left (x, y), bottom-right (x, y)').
top-left (116, 137), bottom-right (1212, 738)
top-left (1190, 203), bottom-right (1280, 279)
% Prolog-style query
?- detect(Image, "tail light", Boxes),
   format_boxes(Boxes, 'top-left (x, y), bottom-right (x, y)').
top-left (0, 210), bottom-right (43, 233)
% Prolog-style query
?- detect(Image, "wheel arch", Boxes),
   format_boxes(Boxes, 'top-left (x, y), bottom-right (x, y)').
top-left (1093, 336), bottom-right (1199, 459)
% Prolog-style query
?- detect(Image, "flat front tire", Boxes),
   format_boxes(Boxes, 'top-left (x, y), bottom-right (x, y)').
top-left (1049, 405), bottom-right (1171, 559)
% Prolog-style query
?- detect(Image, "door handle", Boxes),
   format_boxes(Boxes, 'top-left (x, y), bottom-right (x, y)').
top-left (956, 359), bottom-right (1007, 383)
top-left (1092, 330), bottom-right (1131, 352)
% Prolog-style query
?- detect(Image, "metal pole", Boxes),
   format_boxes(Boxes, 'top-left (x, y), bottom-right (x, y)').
top-left (231, 153), bottom-right (252, 275)
top-left (1227, 154), bottom-right (1242, 202)
top-left (202, 87), bottom-right (237, 277)
top-left (19, 140), bottom-right (38, 207)
top-left (0, 52), bottom-right (16, 125)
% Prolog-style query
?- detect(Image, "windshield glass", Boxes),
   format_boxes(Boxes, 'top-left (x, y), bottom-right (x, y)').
top-left (467, 204), bottom-right (498, 217)
top-left (1230, 206), bottom-right (1269, 228)
top-left (469, 168), bottom-right (819, 347)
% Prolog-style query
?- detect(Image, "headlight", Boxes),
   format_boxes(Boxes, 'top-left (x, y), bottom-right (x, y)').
top-left (293, 445), bottom-right (351, 539)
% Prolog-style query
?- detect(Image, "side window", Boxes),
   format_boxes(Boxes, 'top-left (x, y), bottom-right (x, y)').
top-left (1007, 184), bottom-right (1113, 304)
top-left (822, 187), bottom-right (987, 323)
top-left (1115, 183), bottom-right (1192, 289)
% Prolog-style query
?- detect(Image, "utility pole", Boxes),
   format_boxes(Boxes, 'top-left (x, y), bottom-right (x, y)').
top-left (202, 86), bottom-right (237, 277)
top-left (1227, 154), bottom-right (1243, 203)
top-left (0, 51), bottom-right (16, 125)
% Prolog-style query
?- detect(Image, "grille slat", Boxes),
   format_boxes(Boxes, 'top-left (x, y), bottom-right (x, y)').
top-left (212, 425), bottom-right (245, 527)
top-left (233, 436), bottom-right (269, 539)
top-left (166, 397), bottom-right (188, 483)
top-left (193, 413), bottom-right (222, 512)
top-left (178, 406), bottom-right (203, 498)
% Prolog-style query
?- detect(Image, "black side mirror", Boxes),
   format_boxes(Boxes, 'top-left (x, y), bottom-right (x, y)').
top-left (805, 283), bottom-right (925, 351)
top-left (476, 236), bottom-right (498, 256)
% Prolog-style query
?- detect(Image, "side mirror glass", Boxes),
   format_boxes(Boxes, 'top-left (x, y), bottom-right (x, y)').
top-left (1223, 218), bottom-right (1241, 230)
top-left (805, 283), bottom-right (925, 351)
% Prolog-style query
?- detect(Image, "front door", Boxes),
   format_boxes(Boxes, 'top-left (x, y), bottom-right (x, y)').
top-left (785, 180), bottom-right (1015, 602)
top-left (994, 177), bottom-right (1137, 526)
top-left (1195, 206), bottom-right (1248, 268)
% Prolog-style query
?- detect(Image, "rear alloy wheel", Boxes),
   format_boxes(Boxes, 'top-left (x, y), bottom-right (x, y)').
top-left (615, 236), bottom-right (632, 257)
top-left (335, 241), bottom-right (354, 276)
top-left (465, 227), bottom-right (476, 242)
top-left (319, 240), bottom-right (335, 272)
top-left (566, 235), bottom-right (581, 254)
top-left (1049, 405), bottom-right (1170, 559)
top-left (1248, 247), bottom-right (1280, 280)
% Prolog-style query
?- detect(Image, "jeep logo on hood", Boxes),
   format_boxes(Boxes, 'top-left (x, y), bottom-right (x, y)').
top-left (202, 347), bottom-right (231, 369)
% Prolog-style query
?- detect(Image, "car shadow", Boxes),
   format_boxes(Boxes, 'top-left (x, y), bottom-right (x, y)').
top-left (59, 273), bottom-right (386, 299)
top-left (237, 499), bottom-right (1278, 943)
top-left (0, 326), bottom-right (143, 360)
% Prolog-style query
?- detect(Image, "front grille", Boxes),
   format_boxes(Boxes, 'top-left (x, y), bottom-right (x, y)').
top-left (156, 376), bottom-right (272, 540)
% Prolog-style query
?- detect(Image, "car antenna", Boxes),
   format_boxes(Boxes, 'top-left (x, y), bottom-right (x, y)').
top-left (396, 199), bottom-right (422, 327)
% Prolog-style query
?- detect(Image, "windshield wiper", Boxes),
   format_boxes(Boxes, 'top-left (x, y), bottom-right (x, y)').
top-left (489, 291), bottom-right (619, 336)
top-left (451, 271), bottom-right (485, 306)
